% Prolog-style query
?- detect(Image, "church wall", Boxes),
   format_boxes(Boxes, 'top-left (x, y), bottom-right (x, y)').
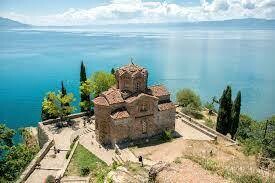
top-left (94, 105), bottom-right (111, 145)
top-left (109, 118), bottom-right (131, 145)
top-left (157, 108), bottom-right (176, 131)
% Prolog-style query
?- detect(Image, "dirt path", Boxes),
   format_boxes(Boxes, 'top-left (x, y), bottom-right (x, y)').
top-left (156, 159), bottom-right (229, 183)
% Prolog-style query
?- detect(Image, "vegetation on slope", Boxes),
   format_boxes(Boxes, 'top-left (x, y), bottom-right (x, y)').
top-left (0, 125), bottom-right (39, 182)
top-left (66, 144), bottom-right (111, 183)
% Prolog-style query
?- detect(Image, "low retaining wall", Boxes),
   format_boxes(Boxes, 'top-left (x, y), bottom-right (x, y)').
top-left (56, 140), bottom-right (79, 180)
top-left (41, 112), bottom-right (88, 125)
top-left (16, 139), bottom-right (54, 183)
top-left (19, 112), bottom-right (93, 183)
top-left (180, 118), bottom-right (217, 139)
top-left (177, 110), bottom-right (236, 144)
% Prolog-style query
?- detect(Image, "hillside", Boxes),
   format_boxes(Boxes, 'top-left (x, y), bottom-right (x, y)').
top-left (0, 17), bottom-right (29, 28)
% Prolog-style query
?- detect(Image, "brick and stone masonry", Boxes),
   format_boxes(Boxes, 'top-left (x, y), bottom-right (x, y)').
top-left (93, 63), bottom-right (176, 146)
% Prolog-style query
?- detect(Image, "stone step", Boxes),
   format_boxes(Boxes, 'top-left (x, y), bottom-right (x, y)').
top-left (113, 154), bottom-right (124, 165)
top-left (61, 176), bottom-right (89, 183)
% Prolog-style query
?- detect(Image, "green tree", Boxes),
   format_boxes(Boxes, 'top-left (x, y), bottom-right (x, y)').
top-left (230, 91), bottom-right (241, 140)
top-left (80, 81), bottom-right (93, 115)
top-left (0, 124), bottom-right (39, 181)
top-left (176, 88), bottom-right (202, 110)
top-left (80, 61), bottom-right (90, 112)
top-left (61, 81), bottom-right (71, 115)
top-left (0, 124), bottom-right (15, 156)
top-left (87, 71), bottom-right (116, 97)
top-left (41, 93), bottom-right (58, 120)
top-left (216, 86), bottom-right (232, 135)
top-left (42, 91), bottom-right (75, 122)
top-left (236, 114), bottom-right (255, 140)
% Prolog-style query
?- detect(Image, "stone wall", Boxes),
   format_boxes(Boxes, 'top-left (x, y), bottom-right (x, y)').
top-left (158, 109), bottom-right (176, 131)
top-left (16, 139), bottom-right (54, 183)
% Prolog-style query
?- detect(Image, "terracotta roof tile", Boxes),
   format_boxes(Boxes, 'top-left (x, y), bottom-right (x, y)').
top-left (117, 63), bottom-right (147, 77)
top-left (111, 110), bottom-right (130, 120)
top-left (158, 102), bottom-right (175, 111)
top-left (149, 85), bottom-right (170, 97)
top-left (93, 96), bottom-right (109, 106)
top-left (102, 88), bottom-right (124, 105)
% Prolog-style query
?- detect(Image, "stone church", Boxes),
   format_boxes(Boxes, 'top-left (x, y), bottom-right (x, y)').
top-left (93, 63), bottom-right (176, 146)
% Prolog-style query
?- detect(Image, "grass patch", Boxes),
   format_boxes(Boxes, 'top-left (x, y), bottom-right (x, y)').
top-left (66, 144), bottom-right (111, 183)
top-left (184, 154), bottom-right (272, 183)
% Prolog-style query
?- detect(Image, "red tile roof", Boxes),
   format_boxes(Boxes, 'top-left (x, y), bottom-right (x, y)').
top-left (158, 102), bottom-right (175, 111)
top-left (111, 110), bottom-right (130, 120)
top-left (117, 63), bottom-right (147, 77)
top-left (149, 85), bottom-right (170, 97)
top-left (102, 88), bottom-right (124, 105)
top-left (93, 96), bottom-right (109, 106)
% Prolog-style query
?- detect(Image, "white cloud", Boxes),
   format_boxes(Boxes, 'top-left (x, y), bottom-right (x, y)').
top-left (1, 0), bottom-right (275, 26)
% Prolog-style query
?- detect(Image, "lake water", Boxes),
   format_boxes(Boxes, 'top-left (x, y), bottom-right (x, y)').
top-left (0, 27), bottom-right (275, 130)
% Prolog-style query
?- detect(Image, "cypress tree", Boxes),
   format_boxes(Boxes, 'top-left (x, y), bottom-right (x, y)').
top-left (225, 86), bottom-right (232, 133)
top-left (80, 61), bottom-right (90, 112)
top-left (111, 68), bottom-right (115, 75)
top-left (230, 91), bottom-right (241, 140)
top-left (216, 86), bottom-right (232, 135)
top-left (61, 81), bottom-right (67, 97)
top-left (80, 61), bottom-right (87, 83)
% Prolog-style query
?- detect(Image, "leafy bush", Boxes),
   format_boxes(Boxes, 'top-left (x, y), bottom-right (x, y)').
top-left (176, 88), bottom-right (202, 110)
top-left (46, 175), bottom-right (55, 183)
top-left (205, 118), bottom-right (215, 128)
top-left (204, 102), bottom-right (217, 113)
top-left (182, 107), bottom-right (204, 119)
top-left (80, 166), bottom-right (90, 176)
top-left (161, 130), bottom-right (173, 142)
top-left (241, 138), bottom-right (262, 156)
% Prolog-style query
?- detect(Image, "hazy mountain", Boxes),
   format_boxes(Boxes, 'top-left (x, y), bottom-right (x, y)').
top-left (1, 17), bottom-right (275, 29)
top-left (0, 17), bottom-right (30, 28)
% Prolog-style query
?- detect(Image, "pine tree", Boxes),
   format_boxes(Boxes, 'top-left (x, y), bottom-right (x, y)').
top-left (216, 86), bottom-right (232, 135)
top-left (230, 91), bottom-right (241, 140)
top-left (80, 61), bottom-right (90, 112)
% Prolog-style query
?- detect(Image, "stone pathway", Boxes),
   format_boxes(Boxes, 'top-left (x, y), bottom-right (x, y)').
top-left (79, 127), bottom-right (115, 165)
top-left (26, 118), bottom-right (86, 183)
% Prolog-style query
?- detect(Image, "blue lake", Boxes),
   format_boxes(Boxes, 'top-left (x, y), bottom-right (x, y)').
top-left (0, 28), bottom-right (275, 130)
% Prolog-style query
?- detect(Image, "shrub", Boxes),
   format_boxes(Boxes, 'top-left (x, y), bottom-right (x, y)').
top-left (80, 166), bottom-right (90, 176)
top-left (204, 102), bottom-right (217, 114)
top-left (182, 107), bottom-right (204, 119)
top-left (161, 130), bottom-right (173, 142)
top-left (176, 88), bottom-right (202, 110)
top-left (242, 138), bottom-right (262, 156)
top-left (46, 175), bottom-right (55, 183)
top-left (237, 173), bottom-right (263, 183)
top-left (205, 119), bottom-right (215, 128)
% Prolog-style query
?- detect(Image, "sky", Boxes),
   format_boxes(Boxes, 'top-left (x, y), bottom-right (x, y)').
top-left (0, 0), bottom-right (275, 26)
